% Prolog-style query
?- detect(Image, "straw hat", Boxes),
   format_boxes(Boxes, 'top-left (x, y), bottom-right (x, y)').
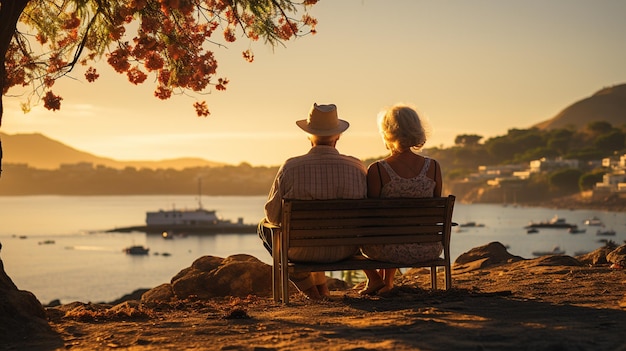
top-left (296, 103), bottom-right (350, 136)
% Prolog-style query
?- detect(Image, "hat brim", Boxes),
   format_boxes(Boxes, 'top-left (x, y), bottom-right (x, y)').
top-left (295, 120), bottom-right (350, 136)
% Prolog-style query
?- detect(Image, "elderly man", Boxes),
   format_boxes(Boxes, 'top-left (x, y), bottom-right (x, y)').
top-left (259, 103), bottom-right (367, 300)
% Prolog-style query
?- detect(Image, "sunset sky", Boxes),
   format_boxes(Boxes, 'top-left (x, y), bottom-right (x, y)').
top-left (3, 0), bottom-right (626, 166)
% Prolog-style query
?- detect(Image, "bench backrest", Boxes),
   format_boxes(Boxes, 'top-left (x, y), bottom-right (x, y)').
top-left (282, 195), bottom-right (455, 249)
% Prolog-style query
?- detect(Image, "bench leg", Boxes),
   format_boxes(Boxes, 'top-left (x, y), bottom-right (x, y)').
top-left (281, 262), bottom-right (289, 304)
top-left (280, 235), bottom-right (289, 304)
top-left (430, 266), bottom-right (437, 290)
top-left (272, 228), bottom-right (281, 303)
top-left (272, 257), bottom-right (280, 303)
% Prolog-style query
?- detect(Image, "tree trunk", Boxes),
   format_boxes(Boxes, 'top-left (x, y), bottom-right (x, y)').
top-left (0, 0), bottom-right (31, 126)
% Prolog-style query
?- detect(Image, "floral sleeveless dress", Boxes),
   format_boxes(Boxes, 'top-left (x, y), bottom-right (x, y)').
top-left (360, 158), bottom-right (443, 265)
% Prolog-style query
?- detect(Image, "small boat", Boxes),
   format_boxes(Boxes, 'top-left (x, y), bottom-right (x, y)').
top-left (123, 245), bottom-right (150, 255)
top-left (596, 229), bottom-right (616, 236)
top-left (568, 227), bottom-right (586, 234)
top-left (527, 228), bottom-right (539, 234)
top-left (459, 221), bottom-right (485, 228)
top-left (583, 216), bottom-right (603, 226)
top-left (532, 246), bottom-right (566, 256)
top-left (526, 215), bottom-right (577, 229)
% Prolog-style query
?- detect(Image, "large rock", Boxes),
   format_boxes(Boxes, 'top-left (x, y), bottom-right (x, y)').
top-left (520, 254), bottom-right (582, 267)
top-left (606, 244), bottom-right (626, 268)
top-left (0, 258), bottom-right (58, 343)
top-left (453, 241), bottom-right (525, 272)
top-left (576, 242), bottom-right (620, 266)
top-left (143, 254), bottom-right (272, 304)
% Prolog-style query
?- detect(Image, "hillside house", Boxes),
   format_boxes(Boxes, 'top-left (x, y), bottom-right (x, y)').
top-left (529, 157), bottom-right (579, 173)
top-left (593, 153), bottom-right (626, 197)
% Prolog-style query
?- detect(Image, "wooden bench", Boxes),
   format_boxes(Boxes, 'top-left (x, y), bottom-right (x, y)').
top-left (264, 195), bottom-right (456, 303)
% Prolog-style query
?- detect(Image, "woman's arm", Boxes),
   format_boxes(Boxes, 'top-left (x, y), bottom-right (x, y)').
top-left (433, 159), bottom-right (442, 197)
top-left (366, 162), bottom-right (383, 198)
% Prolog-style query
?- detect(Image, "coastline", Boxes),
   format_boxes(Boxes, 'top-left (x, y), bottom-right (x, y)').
top-left (530, 193), bottom-right (626, 213)
top-left (3, 242), bottom-right (626, 350)
top-left (471, 193), bottom-right (626, 213)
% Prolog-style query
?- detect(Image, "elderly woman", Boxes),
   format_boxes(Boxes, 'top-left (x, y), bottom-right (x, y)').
top-left (359, 104), bottom-right (443, 295)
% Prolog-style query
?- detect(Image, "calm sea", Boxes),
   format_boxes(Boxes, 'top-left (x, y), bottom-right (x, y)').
top-left (1, 195), bottom-right (624, 304)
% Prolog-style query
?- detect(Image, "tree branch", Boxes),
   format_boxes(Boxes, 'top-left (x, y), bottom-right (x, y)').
top-left (0, 0), bottom-right (31, 124)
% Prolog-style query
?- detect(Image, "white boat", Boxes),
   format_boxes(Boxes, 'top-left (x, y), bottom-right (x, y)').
top-left (583, 216), bottom-right (603, 226)
top-left (109, 180), bottom-right (256, 235)
top-left (143, 206), bottom-right (255, 234)
top-left (526, 215), bottom-right (577, 229)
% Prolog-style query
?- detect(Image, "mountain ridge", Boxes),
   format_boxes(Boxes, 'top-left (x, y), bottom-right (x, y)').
top-left (0, 132), bottom-right (225, 170)
top-left (533, 83), bottom-right (626, 130)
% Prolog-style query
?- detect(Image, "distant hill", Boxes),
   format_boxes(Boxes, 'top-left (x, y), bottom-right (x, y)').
top-left (533, 83), bottom-right (626, 130)
top-left (0, 132), bottom-right (224, 170)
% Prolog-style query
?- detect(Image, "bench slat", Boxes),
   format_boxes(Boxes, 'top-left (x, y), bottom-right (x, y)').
top-left (290, 233), bottom-right (443, 247)
top-left (289, 207), bottom-right (447, 220)
top-left (288, 217), bottom-right (445, 229)
top-left (289, 225), bottom-right (444, 238)
top-left (288, 197), bottom-right (449, 210)
top-left (290, 255), bottom-right (446, 273)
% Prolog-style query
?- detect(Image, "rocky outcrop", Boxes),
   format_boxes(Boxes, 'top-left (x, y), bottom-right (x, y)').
top-left (606, 244), bottom-right (626, 268)
top-left (453, 241), bottom-right (525, 272)
top-left (142, 254), bottom-right (273, 304)
top-left (517, 254), bottom-right (582, 268)
top-left (454, 241), bottom-right (626, 274)
top-left (576, 242), bottom-right (620, 265)
top-left (0, 259), bottom-right (59, 344)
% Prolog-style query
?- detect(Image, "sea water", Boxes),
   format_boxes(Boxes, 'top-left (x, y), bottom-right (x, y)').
top-left (1, 195), bottom-right (624, 304)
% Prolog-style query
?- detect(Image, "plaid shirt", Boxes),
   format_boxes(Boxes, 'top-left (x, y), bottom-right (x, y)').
top-left (264, 145), bottom-right (367, 225)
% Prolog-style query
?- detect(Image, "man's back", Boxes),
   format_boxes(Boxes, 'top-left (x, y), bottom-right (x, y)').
top-left (264, 145), bottom-right (366, 224)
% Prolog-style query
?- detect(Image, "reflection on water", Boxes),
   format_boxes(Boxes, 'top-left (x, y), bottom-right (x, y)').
top-left (65, 245), bottom-right (118, 252)
top-left (0, 195), bottom-right (624, 304)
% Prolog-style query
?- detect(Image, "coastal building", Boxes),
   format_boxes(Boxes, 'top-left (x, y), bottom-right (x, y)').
top-left (529, 157), bottom-right (579, 173)
top-left (594, 171), bottom-right (626, 191)
top-left (471, 153), bottom-right (626, 200)
top-left (592, 153), bottom-right (626, 197)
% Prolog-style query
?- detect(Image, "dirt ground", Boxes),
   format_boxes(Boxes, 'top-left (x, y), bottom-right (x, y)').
top-left (4, 256), bottom-right (626, 351)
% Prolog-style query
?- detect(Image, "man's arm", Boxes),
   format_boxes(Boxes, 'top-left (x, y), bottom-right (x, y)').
top-left (264, 167), bottom-right (284, 225)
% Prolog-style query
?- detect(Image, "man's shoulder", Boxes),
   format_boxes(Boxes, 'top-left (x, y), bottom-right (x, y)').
top-left (339, 153), bottom-right (363, 163)
top-left (284, 152), bottom-right (364, 167)
top-left (282, 154), bottom-right (310, 166)
top-left (337, 154), bottom-right (366, 167)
